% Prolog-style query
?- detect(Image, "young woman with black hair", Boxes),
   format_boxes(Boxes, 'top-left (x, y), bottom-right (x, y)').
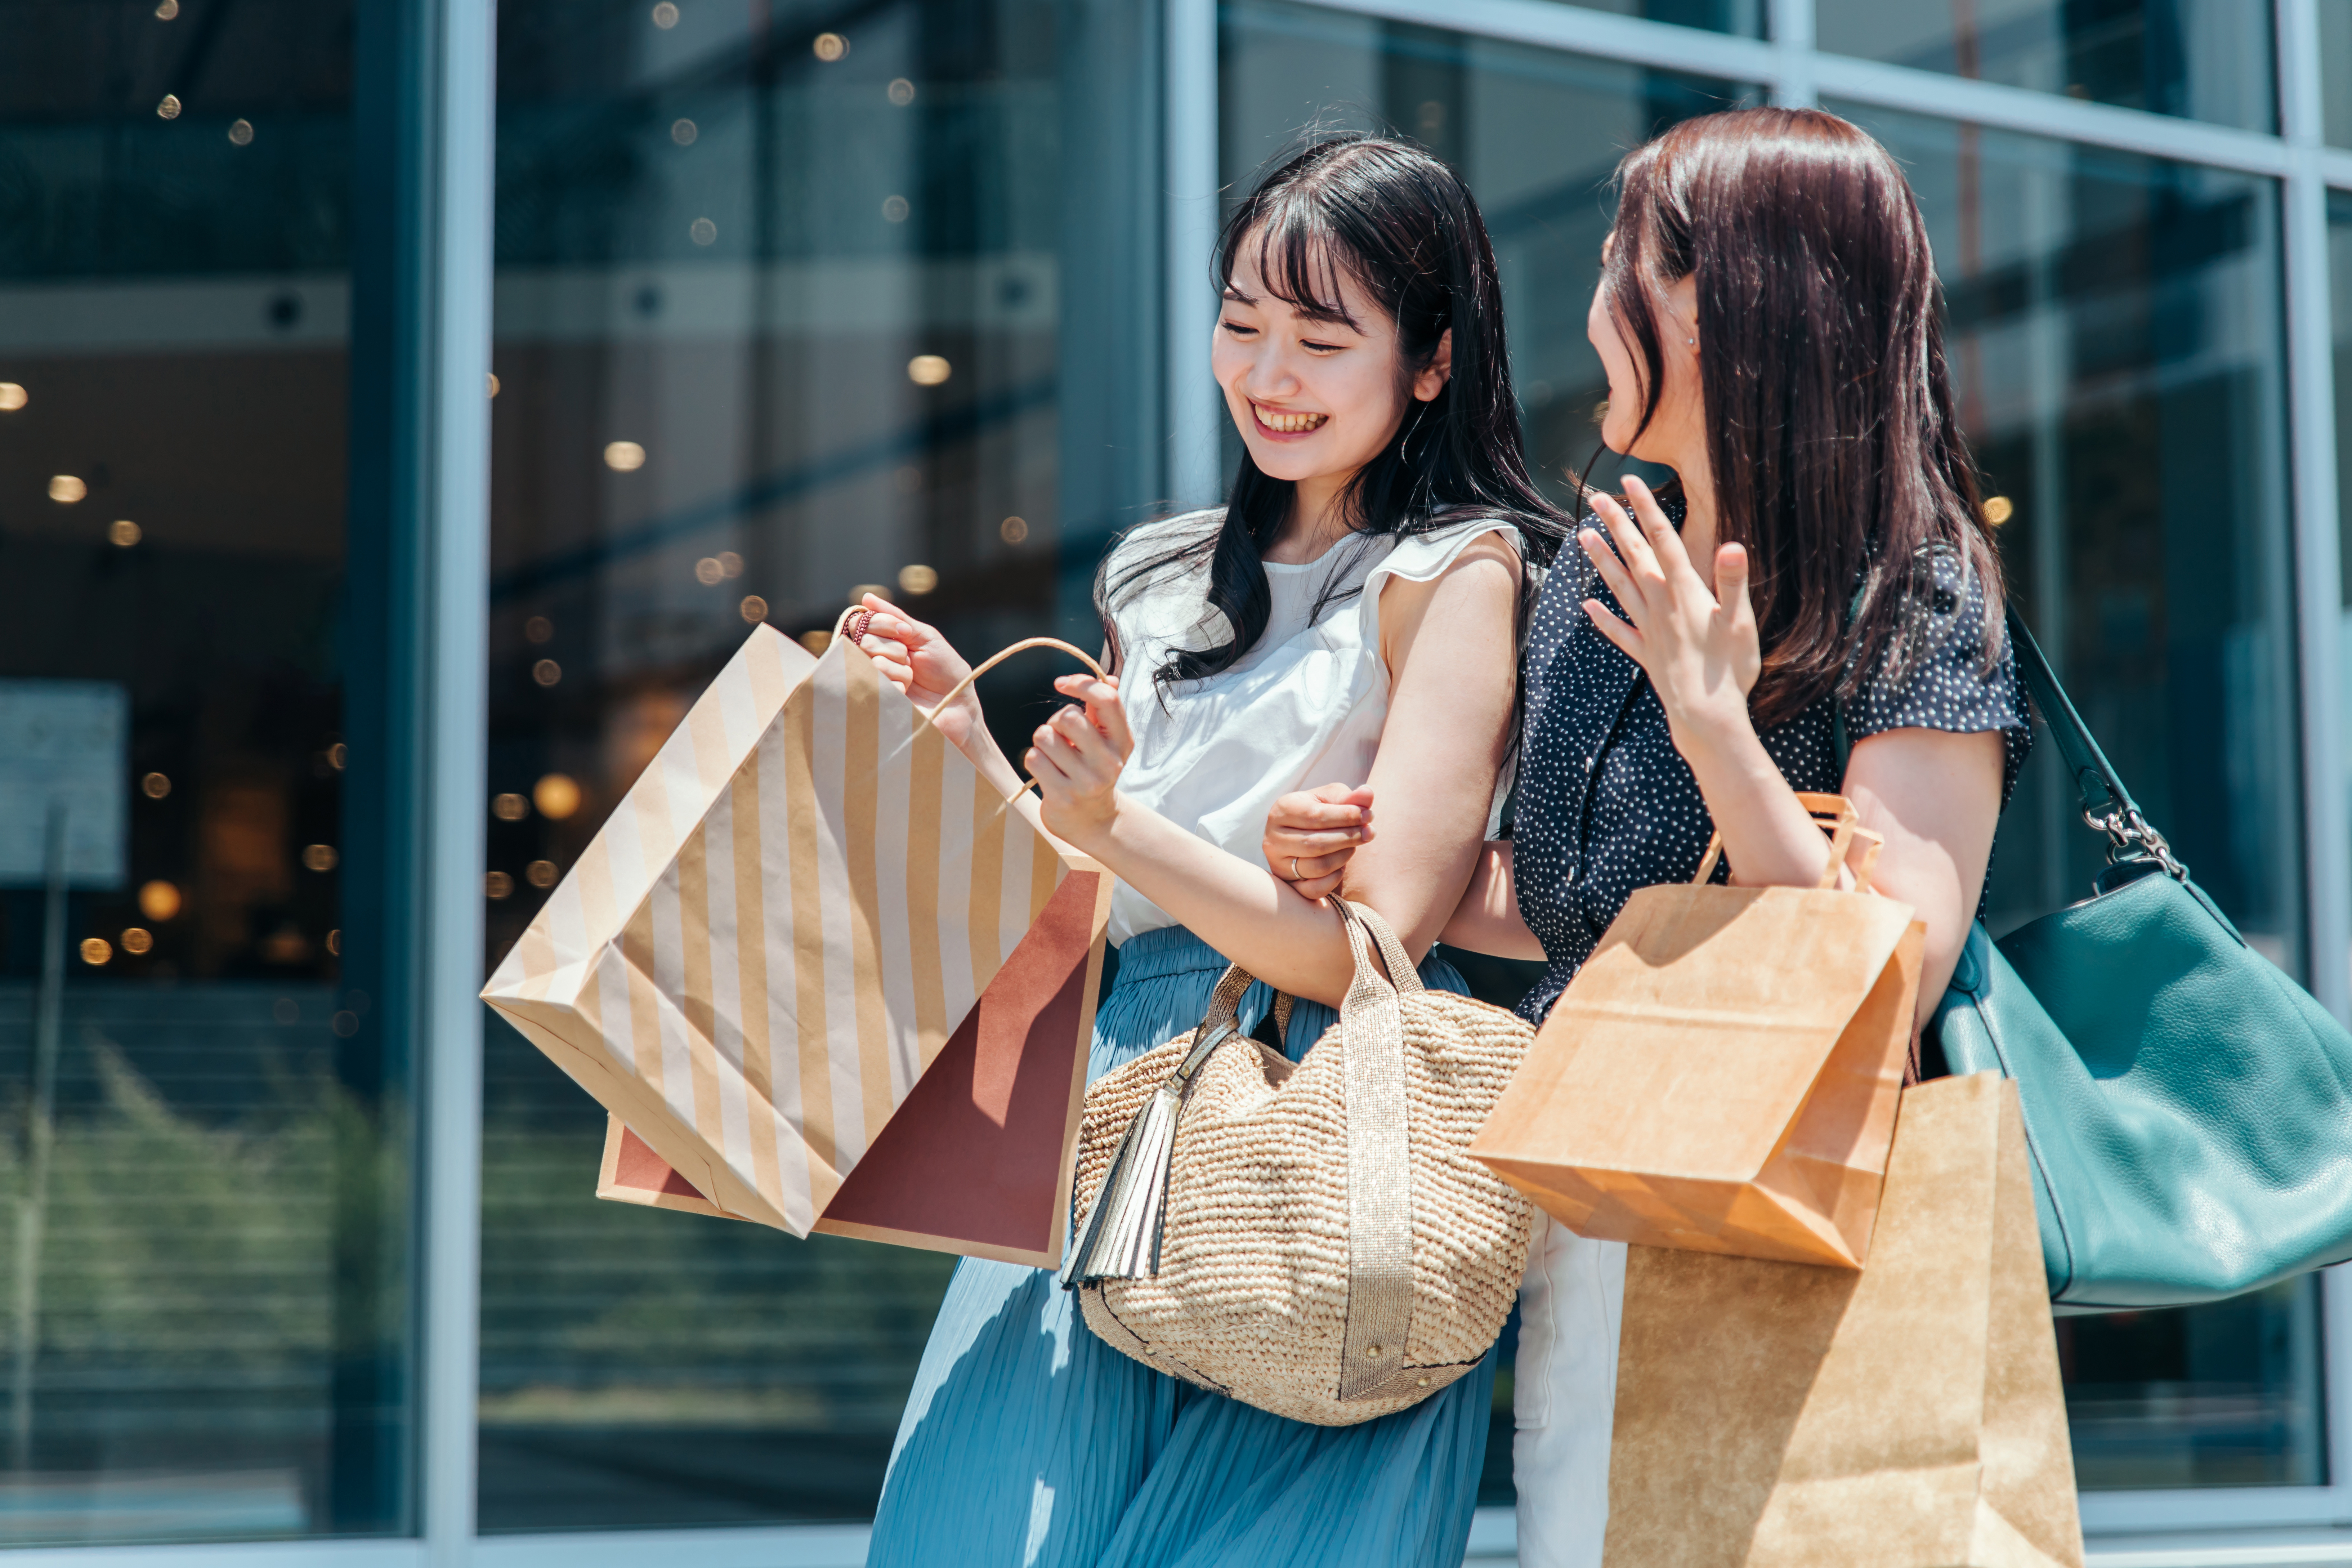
top-left (854, 135), bottom-right (1569, 1567)
top-left (1265, 107), bottom-right (2034, 1567)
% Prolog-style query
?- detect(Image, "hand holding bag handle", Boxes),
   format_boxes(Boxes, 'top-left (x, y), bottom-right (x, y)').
top-left (1691, 791), bottom-right (1886, 893)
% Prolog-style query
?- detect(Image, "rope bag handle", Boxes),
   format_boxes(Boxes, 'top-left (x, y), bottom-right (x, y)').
top-left (1691, 791), bottom-right (1884, 893)
top-left (833, 606), bottom-right (1109, 799)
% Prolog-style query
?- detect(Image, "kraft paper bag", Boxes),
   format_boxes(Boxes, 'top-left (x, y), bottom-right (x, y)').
top-left (482, 624), bottom-right (1114, 1269)
top-left (1604, 1073), bottom-right (2084, 1568)
top-left (1473, 794), bottom-right (1923, 1269)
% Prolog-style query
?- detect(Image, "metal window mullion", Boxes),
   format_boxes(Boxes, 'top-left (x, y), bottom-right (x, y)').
top-left (2279, 0), bottom-right (2350, 1027)
top-left (423, 0), bottom-right (494, 1562)
top-left (1167, 0), bottom-right (1222, 512)
top-left (1768, 0), bottom-right (1815, 108)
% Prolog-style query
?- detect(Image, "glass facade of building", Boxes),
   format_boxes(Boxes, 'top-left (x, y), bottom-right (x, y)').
top-left (5, 0), bottom-right (2352, 1558)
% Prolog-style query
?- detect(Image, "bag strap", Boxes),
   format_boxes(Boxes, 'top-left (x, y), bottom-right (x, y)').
top-left (2004, 609), bottom-right (2186, 877)
top-left (1332, 899), bottom-right (1415, 1401)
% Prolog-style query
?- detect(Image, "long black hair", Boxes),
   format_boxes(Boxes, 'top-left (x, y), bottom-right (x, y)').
top-left (1097, 133), bottom-right (1569, 694)
top-left (1595, 107), bottom-right (2003, 727)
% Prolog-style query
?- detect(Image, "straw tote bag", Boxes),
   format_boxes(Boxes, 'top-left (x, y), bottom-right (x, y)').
top-left (1061, 900), bottom-right (1534, 1426)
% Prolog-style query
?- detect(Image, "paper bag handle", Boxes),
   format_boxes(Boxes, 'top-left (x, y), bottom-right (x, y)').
top-left (834, 607), bottom-right (1110, 801)
top-left (1692, 791), bottom-right (1883, 894)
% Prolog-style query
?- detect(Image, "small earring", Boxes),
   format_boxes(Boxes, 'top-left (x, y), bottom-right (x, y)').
top-left (1687, 337), bottom-right (1696, 346)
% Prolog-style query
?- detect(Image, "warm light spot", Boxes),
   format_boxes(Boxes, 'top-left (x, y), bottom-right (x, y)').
top-left (139, 880), bottom-right (182, 921)
top-left (327, 742), bottom-right (346, 769)
top-left (155, 0), bottom-right (179, 16)
top-left (121, 927), bottom-right (154, 955)
top-left (49, 475), bottom-right (86, 503)
top-left (850, 582), bottom-right (886, 603)
top-left (812, 31), bottom-right (846, 60)
top-left (302, 843), bottom-right (339, 872)
top-left (156, 94), bottom-right (181, 120)
top-left (141, 771), bottom-right (171, 799)
top-left (690, 217), bottom-right (717, 245)
top-left (907, 354), bottom-right (951, 386)
top-left (651, 0), bottom-right (679, 25)
top-left (739, 594), bottom-right (768, 622)
top-left (526, 859), bottom-right (559, 889)
top-left (492, 792), bottom-right (529, 821)
top-left (694, 557), bottom-right (725, 585)
top-left (109, 519), bottom-right (142, 547)
top-left (671, 118), bottom-right (698, 146)
top-left (717, 550), bottom-right (742, 577)
top-left (533, 773), bottom-right (582, 820)
top-left (485, 870), bottom-right (515, 900)
top-left (261, 925), bottom-right (309, 963)
top-left (332, 1010), bottom-right (359, 1036)
top-left (326, 929), bottom-right (341, 956)
top-left (228, 118), bottom-right (254, 146)
top-left (532, 658), bottom-right (562, 687)
top-left (1983, 495), bottom-right (2015, 526)
top-left (604, 440), bottom-right (646, 471)
top-left (0, 384), bottom-right (25, 412)
top-left (487, 372), bottom-right (501, 398)
top-left (80, 938), bottom-right (112, 966)
top-left (898, 563), bottom-right (938, 596)
top-left (524, 615), bottom-right (554, 644)
top-left (888, 77), bottom-right (916, 106)
top-left (1000, 515), bottom-right (1028, 544)
top-left (881, 195), bottom-right (909, 223)
top-left (800, 630), bottom-right (832, 655)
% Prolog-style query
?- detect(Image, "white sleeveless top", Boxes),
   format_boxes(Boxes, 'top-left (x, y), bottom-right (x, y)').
top-left (1102, 509), bottom-right (1525, 945)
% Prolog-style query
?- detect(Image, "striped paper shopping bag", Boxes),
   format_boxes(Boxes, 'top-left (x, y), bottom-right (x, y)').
top-left (482, 624), bottom-right (1114, 1268)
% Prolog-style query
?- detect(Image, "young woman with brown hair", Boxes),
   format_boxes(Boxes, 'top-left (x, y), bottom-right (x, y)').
top-left (1265, 106), bottom-right (2033, 1567)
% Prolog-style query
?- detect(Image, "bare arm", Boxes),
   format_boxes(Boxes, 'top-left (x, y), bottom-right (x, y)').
top-left (1026, 537), bottom-right (1522, 1006)
top-left (1845, 727), bottom-right (2004, 1028)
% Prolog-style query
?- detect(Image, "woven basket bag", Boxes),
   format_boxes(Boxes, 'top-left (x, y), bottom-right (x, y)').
top-left (1060, 901), bottom-right (1534, 1426)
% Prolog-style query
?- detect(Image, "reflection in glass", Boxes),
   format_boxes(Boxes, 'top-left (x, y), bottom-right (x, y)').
top-left (1839, 102), bottom-right (2313, 1490)
top-left (1816, 0), bottom-right (2274, 131)
top-left (0, 0), bottom-right (409, 1544)
top-left (1533, 0), bottom-right (1763, 35)
top-left (479, 0), bottom-right (1160, 1531)
top-left (1223, 0), bottom-right (1759, 1506)
top-left (2325, 1), bottom-right (2352, 149)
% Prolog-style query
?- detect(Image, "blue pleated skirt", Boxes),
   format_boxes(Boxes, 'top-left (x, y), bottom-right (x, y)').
top-left (867, 925), bottom-right (1498, 1568)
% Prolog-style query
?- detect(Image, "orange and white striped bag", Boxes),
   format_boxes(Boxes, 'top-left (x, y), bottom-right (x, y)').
top-left (480, 622), bottom-right (1115, 1268)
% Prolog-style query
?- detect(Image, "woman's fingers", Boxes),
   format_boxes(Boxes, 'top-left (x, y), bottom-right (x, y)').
top-left (1286, 849), bottom-right (1353, 881)
top-left (1579, 526), bottom-right (1642, 619)
top-left (1583, 598), bottom-right (1644, 661)
top-left (1273, 826), bottom-right (1368, 855)
top-left (1055, 675), bottom-right (1135, 759)
top-left (1590, 490), bottom-right (1662, 593)
top-left (1289, 871), bottom-right (1346, 901)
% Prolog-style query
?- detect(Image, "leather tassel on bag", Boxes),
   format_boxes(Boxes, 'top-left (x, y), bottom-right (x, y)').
top-left (1060, 1022), bottom-right (1228, 1283)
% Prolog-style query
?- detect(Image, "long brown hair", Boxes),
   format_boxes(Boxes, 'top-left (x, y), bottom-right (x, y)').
top-left (1599, 107), bottom-right (2002, 727)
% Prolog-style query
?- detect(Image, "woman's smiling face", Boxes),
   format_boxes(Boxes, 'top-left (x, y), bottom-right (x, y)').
top-left (1212, 233), bottom-right (1446, 488)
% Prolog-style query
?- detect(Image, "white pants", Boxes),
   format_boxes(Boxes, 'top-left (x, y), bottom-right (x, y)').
top-left (1510, 1210), bottom-right (1628, 1568)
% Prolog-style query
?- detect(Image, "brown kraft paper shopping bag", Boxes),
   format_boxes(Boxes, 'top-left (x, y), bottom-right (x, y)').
top-left (483, 622), bottom-right (1115, 1269)
top-left (1605, 1072), bottom-right (2084, 1568)
top-left (1474, 794), bottom-right (1924, 1269)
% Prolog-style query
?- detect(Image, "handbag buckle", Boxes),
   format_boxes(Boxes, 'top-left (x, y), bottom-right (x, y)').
top-left (2084, 805), bottom-right (2188, 881)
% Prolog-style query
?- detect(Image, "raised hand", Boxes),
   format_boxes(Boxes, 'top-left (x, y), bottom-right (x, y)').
top-left (1261, 783), bottom-right (1374, 901)
top-left (1025, 673), bottom-right (1135, 847)
top-left (849, 594), bottom-right (983, 748)
top-left (1578, 474), bottom-right (1762, 752)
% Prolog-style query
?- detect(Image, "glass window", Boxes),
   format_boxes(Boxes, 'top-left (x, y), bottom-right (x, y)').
top-left (2324, 1), bottom-right (2352, 148)
top-left (0, 0), bottom-right (413, 1545)
top-left (1537, 0), bottom-right (1763, 36)
top-left (1816, 0), bottom-right (2275, 133)
top-left (1222, 0), bottom-right (1758, 1505)
top-left (1837, 102), bottom-right (2320, 1490)
top-left (479, 0), bottom-right (1160, 1529)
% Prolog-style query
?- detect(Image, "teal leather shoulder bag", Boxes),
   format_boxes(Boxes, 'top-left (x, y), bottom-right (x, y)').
top-left (1930, 613), bottom-right (2352, 1312)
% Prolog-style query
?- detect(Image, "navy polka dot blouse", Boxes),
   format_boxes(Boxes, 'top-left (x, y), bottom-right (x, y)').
top-left (1510, 501), bottom-right (2033, 1026)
